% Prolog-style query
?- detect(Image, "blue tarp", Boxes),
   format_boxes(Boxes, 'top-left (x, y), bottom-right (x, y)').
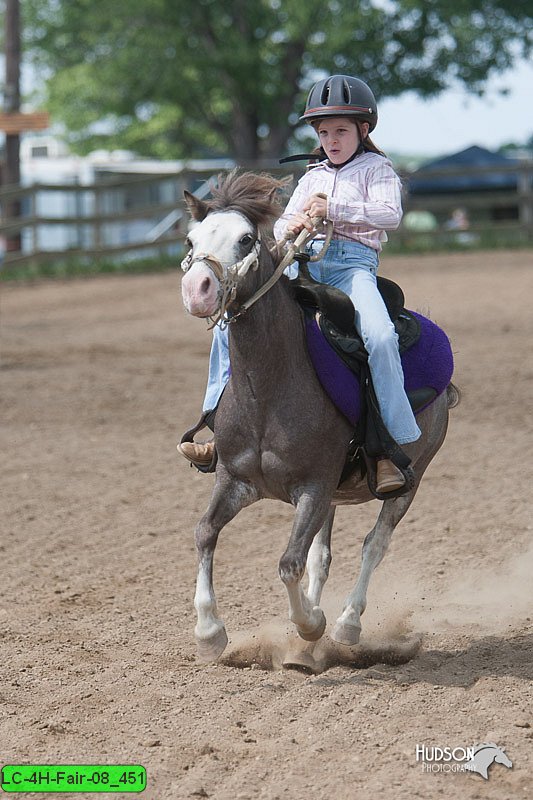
top-left (407, 146), bottom-right (519, 195)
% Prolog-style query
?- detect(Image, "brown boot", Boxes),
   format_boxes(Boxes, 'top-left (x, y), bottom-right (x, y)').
top-left (177, 440), bottom-right (215, 468)
top-left (376, 458), bottom-right (406, 493)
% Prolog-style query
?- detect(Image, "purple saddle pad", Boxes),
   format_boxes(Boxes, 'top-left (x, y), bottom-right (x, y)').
top-left (304, 311), bottom-right (454, 426)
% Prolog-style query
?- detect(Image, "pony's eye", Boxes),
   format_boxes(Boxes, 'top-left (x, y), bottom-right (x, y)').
top-left (240, 234), bottom-right (253, 246)
top-left (185, 237), bottom-right (192, 248)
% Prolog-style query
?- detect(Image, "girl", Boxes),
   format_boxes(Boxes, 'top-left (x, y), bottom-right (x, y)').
top-left (179, 74), bottom-right (420, 492)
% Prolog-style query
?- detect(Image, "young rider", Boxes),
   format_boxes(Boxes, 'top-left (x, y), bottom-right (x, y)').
top-left (179, 74), bottom-right (421, 492)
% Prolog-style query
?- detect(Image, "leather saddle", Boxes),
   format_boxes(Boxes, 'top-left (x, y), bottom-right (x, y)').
top-left (291, 257), bottom-right (404, 333)
top-left (290, 258), bottom-right (435, 414)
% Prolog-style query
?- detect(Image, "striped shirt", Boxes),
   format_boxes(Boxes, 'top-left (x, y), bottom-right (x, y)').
top-left (273, 152), bottom-right (403, 252)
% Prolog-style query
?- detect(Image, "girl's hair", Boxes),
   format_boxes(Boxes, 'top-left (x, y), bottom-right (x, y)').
top-left (359, 130), bottom-right (386, 157)
top-left (310, 117), bottom-right (386, 159)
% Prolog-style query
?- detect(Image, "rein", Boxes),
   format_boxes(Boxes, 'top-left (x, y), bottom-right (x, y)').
top-left (181, 211), bottom-right (333, 329)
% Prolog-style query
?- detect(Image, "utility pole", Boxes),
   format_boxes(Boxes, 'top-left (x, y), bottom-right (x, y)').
top-left (4, 0), bottom-right (22, 250)
top-left (1, 1), bottom-right (49, 255)
top-left (5, 0), bottom-right (21, 181)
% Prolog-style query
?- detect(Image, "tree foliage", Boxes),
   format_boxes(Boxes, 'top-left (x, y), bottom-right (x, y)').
top-left (21, 0), bottom-right (532, 159)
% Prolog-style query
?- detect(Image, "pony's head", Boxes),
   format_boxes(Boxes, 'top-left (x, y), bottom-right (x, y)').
top-left (181, 171), bottom-right (287, 319)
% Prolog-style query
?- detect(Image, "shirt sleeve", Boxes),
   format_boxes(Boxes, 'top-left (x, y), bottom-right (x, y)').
top-left (327, 160), bottom-right (403, 231)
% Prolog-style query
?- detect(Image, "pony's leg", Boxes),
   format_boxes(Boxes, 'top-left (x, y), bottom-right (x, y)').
top-left (280, 509), bottom-right (335, 672)
top-left (331, 493), bottom-right (415, 646)
top-left (279, 492), bottom-right (332, 642)
top-left (306, 507), bottom-right (335, 607)
top-left (194, 471), bottom-right (259, 661)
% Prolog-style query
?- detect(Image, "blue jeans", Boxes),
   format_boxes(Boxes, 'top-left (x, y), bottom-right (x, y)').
top-left (203, 239), bottom-right (421, 445)
top-left (203, 323), bottom-right (232, 413)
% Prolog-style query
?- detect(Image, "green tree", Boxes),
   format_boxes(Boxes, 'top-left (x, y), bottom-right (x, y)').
top-left (21, 0), bottom-right (532, 159)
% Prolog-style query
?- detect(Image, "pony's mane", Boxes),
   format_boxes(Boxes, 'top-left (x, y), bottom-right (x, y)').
top-left (207, 170), bottom-right (289, 228)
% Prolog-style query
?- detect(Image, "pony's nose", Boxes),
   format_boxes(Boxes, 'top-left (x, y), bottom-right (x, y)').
top-left (181, 262), bottom-right (220, 318)
top-left (199, 276), bottom-right (211, 296)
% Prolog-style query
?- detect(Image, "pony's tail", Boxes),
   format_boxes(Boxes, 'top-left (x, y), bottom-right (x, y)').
top-left (446, 382), bottom-right (461, 409)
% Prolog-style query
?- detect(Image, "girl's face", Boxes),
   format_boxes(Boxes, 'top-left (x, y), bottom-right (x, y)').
top-left (315, 117), bottom-right (365, 164)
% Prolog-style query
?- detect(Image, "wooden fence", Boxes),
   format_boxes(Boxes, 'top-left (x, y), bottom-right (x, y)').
top-left (395, 159), bottom-right (533, 248)
top-left (0, 169), bottom-right (214, 267)
top-left (1, 159), bottom-right (532, 269)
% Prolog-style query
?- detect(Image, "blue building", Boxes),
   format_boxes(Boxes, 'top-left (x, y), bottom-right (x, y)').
top-left (405, 145), bottom-right (524, 225)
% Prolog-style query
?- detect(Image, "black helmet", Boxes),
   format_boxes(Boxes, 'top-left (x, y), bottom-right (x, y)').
top-left (300, 74), bottom-right (378, 131)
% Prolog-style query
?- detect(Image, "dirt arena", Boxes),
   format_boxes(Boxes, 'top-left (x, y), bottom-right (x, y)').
top-left (1, 249), bottom-right (532, 799)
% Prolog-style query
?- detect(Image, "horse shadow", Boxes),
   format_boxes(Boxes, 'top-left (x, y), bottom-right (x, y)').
top-left (310, 630), bottom-right (533, 686)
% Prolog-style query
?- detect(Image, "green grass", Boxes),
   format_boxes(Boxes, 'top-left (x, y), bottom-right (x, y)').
top-left (0, 253), bottom-right (181, 282)
top-left (387, 228), bottom-right (532, 255)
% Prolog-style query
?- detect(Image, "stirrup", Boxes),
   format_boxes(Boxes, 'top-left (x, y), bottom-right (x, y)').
top-left (363, 449), bottom-right (415, 500)
top-left (179, 412), bottom-right (218, 474)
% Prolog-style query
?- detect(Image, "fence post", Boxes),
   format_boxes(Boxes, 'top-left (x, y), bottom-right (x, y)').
top-left (517, 164), bottom-right (533, 242)
top-left (93, 183), bottom-right (102, 253)
top-left (28, 185), bottom-right (37, 255)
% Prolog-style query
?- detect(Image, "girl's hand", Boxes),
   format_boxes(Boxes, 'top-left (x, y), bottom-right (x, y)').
top-left (285, 211), bottom-right (314, 237)
top-left (303, 194), bottom-right (327, 220)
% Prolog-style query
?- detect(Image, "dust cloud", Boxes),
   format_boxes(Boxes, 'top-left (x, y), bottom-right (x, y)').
top-left (360, 538), bottom-right (533, 638)
top-left (408, 539), bottom-right (533, 634)
top-left (222, 618), bottom-right (421, 675)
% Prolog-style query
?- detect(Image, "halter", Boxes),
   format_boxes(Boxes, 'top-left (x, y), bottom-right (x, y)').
top-left (181, 215), bottom-right (333, 329)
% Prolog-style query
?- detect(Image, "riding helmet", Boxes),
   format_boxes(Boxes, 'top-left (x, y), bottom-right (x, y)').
top-left (300, 74), bottom-right (378, 131)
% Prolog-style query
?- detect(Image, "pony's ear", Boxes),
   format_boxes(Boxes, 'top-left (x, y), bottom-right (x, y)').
top-left (266, 175), bottom-right (291, 215)
top-left (184, 190), bottom-right (209, 221)
top-left (267, 187), bottom-right (278, 206)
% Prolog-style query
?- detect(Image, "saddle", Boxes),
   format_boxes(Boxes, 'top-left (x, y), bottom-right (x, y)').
top-left (291, 257), bottom-right (437, 411)
top-left (291, 257), bottom-right (404, 332)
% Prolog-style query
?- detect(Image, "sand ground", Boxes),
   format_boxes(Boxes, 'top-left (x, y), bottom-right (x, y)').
top-left (1, 249), bottom-right (532, 799)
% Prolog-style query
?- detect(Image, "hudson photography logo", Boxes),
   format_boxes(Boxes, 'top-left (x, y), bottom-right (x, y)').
top-left (416, 741), bottom-right (513, 779)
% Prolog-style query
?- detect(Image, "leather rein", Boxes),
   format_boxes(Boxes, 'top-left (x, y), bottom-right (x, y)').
top-left (181, 212), bottom-right (333, 329)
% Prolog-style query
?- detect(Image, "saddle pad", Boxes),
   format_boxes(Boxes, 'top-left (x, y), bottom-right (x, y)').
top-left (304, 310), bottom-right (454, 426)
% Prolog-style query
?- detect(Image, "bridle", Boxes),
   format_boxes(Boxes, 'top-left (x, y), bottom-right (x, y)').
top-left (181, 238), bottom-right (263, 329)
top-left (181, 215), bottom-right (333, 329)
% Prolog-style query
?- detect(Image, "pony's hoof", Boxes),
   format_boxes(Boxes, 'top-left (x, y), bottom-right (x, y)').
top-left (196, 627), bottom-right (228, 662)
top-left (297, 609), bottom-right (326, 642)
top-left (283, 649), bottom-right (320, 674)
top-left (330, 621), bottom-right (361, 646)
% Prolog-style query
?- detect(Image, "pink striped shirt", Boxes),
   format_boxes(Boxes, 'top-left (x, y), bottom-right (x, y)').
top-left (273, 152), bottom-right (403, 252)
